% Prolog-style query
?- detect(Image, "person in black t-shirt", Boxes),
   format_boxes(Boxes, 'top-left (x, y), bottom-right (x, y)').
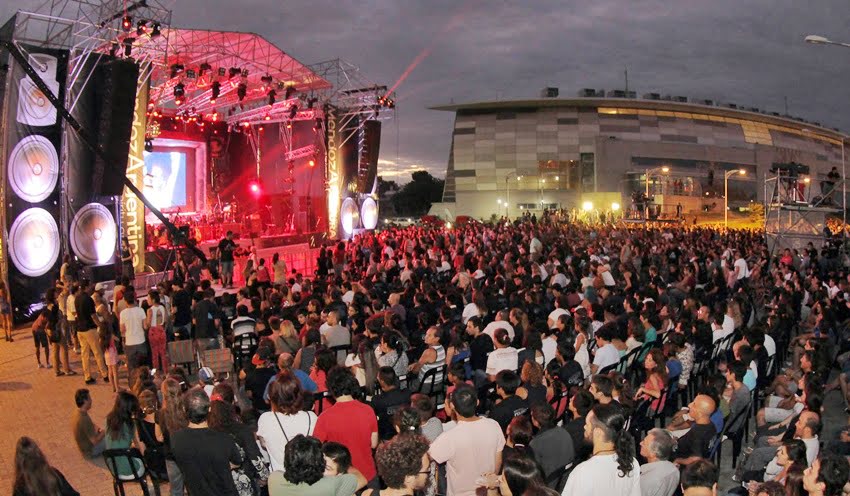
top-left (466, 316), bottom-right (494, 386)
top-left (673, 394), bottom-right (718, 464)
top-left (489, 370), bottom-right (530, 433)
top-left (170, 388), bottom-right (242, 496)
top-left (555, 340), bottom-right (584, 387)
top-left (243, 341), bottom-right (278, 413)
top-left (218, 231), bottom-right (237, 288)
top-left (171, 281), bottom-right (192, 340)
top-left (192, 289), bottom-right (220, 351)
top-left (370, 367), bottom-right (412, 440)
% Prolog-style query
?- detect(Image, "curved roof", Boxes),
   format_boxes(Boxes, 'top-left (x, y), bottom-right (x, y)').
top-left (432, 97), bottom-right (848, 142)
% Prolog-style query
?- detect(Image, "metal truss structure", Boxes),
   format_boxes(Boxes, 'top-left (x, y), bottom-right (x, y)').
top-left (309, 58), bottom-right (396, 148)
top-left (764, 168), bottom-right (847, 256)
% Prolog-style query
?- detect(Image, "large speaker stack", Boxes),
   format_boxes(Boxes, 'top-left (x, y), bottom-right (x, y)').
top-left (2, 47), bottom-right (68, 320)
top-left (66, 55), bottom-right (138, 283)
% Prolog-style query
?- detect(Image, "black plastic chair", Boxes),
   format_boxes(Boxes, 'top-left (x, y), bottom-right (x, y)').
top-left (329, 343), bottom-right (352, 365)
top-left (102, 448), bottom-right (161, 496)
top-left (418, 364), bottom-right (447, 408)
top-left (708, 403), bottom-right (750, 468)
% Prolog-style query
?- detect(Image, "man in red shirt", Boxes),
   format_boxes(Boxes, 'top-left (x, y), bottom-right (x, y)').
top-left (313, 366), bottom-right (379, 481)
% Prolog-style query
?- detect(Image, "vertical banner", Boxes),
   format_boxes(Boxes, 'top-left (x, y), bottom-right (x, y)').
top-left (122, 68), bottom-right (149, 273)
top-left (326, 108), bottom-right (340, 239)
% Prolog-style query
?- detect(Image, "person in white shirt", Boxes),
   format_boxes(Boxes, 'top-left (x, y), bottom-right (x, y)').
top-left (712, 312), bottom-right (734, 343)
top-left (257, 369), bottom-right (317, 472)
top-left (734, 249), bottom-right (749, 281)
top-left (119, 292), bottom-right (148, 379)
top-left (547, 295), bottom-right (570, 329)
top-left (562, 403), bottom-right (640, 496)
top-left (591, 325), bottom-right (621, 374)
top-left (483, 310), bottom-right (515, 342)
top-left (486, 329), bottom-right (518, 381)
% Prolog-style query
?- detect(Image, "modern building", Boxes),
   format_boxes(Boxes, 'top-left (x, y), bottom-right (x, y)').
top-left (430, 93), bottom-right (848, 220)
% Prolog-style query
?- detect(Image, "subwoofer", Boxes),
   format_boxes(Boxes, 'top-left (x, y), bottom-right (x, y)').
top-left (8, 207), bottom-right (61, 277)
top-left (70, 203), bottom-right (117, 265)
top-left (7, 135), bottom-right (59, 202)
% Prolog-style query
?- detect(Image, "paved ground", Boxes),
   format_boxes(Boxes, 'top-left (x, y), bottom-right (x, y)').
top-left (0, 321), bottom-right (845, 494)
top-left (0, 326), bottom-right (160, 495)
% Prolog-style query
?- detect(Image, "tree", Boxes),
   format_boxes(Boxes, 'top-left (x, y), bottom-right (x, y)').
top-left (390, 171), bottom-right (445, 217)
top-left (378, 177), bottom-right (399, 196)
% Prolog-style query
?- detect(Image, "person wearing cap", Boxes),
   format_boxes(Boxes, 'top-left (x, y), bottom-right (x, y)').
top-left (243, 340), bottom-right (278, 414)
top-left (197, 367), bottom-right (216, 397)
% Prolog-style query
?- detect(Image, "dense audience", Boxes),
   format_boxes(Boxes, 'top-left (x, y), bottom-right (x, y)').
top-left (15, 216), bottom-right (850, 496)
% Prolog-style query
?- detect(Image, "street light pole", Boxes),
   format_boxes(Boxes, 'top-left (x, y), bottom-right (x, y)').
top-left (724, 169), bottom-right (746, 230)
top-left (644, 166), bottom-right (670, 218)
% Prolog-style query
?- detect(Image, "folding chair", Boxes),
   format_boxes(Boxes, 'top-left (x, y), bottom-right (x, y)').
top-left (202, 347), bottom-right (235, 379)
top-left (103, 448), bottom-right (162, 496)
top-left (167, 339), bottom-right (195, 375)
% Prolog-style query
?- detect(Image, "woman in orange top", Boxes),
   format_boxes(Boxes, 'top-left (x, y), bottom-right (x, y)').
top-left (635, 348), bottom-right (668, 414)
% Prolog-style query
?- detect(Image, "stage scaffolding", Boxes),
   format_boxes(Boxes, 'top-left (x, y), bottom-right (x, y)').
top-left (764, 166), bottom-right (847, 257)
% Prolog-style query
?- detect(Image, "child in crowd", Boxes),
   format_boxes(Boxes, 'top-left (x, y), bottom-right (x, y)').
top-left (100, 326), bottom-right (118, 392)
top-left (31, 309), bottom-right (51, 369)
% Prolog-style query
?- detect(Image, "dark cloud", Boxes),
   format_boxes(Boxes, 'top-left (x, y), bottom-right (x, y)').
top-left (4, 1), bottom-right (850, 182)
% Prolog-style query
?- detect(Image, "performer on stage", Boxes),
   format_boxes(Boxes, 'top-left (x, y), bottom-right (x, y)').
top-left (218, 231), bottom-right (237, 289)
top-left (120, 237), bottom-right (135, 282)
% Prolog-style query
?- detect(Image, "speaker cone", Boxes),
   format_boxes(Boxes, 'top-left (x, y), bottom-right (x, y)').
top-left (16, 54), bottom-right (59, 127)
top-left (9, 208), bottom-right (60, 277)
top-left (360, 197), bottom-right (378, 230)
top-left (8, 135), bottom-right (59, 202)
top-left (340, 197), bottom-right (359, 235)
top-left (71, 203), bottom-right (117, 265)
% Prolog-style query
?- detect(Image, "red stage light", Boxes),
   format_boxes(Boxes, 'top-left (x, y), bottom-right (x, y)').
top-left (264, 114), bottom-right (271, 121)
top-left (258, 126), bottom-right (264, 131)
top-left (249, 182), bottom-right (261, 195)
top-left (121, 15), bottom-right (132, 32)
top-left (286, 123), bottom-right (292, 129)
top-left (308, 159), bottom-right (315, 167)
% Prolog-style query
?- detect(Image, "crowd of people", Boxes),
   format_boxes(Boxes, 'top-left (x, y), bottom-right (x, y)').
top-left (10, 216), bottom-right (850, 496)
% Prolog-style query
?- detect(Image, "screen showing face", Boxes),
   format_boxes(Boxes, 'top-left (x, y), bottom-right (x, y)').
top-left (143, 150), bottom-right (187, 209)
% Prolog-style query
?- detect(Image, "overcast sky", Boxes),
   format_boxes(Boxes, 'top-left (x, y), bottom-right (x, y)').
top-left (4, 1), bottom-right (850, 182)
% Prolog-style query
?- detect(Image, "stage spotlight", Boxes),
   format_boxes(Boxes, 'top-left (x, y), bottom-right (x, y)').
top-left (260, 74), bottom-right (273, 86)
top-left (582, 201), bottom-right (593, 212)
top-left (121, 15), bottom-right (132, 32)
top-left (150, 22), bottom-right (161, 37)
top-left (237, 83), bottom-right (247, 101)
top-left (217, 67), bottom-right (226, 77)
top-left (288, 105), bottom-right (298, 119)
top-left (169, 63), bottom-right (184, 78)
top-left (611, 202), bottom-right (620, 211)
top-left (284, 85), bottom-right (296, 100)
top-left (241, 69), bottom-right (249, 77)
top-left (109, 42), bottom-right (118, 57)
top-left (267, 89), bottom-right (276, 105)
top-left (144, 139), bottom-right (153, 152)
top-left (210, 81), bottom-right (221, 103)
top-left (122, 38), bottom-right (135, 57)
top-left (249, 182), bottom-right (261, 196)
top-left (309, 159), bottom-right (315, 167)
top-left (136, 19), bottom-right (147, 36)
top-left (199, 62), bottom-right (212, 77)
top-left (264, 114), bottom-right (271, 121)
top-left (228, 67), bottom-right (240, 78)
top-left (173, 82), bottom-right (185, 105)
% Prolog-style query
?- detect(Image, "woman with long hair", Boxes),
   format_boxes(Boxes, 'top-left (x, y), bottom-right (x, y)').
top-left (268, 434), bottom-right (362, 496)
top-left (12, 437), bottom-right (79, 496)
top-left (208, 383), bottom-right (269, 496)
top-left (136, 390), bottom-right (167, 481)
top-left (635, 348), bottom-right (669, 413)
top-left (257, 369), bottom-right (318, 472)
top-left (104, 391), bottom-right (143, 478)
top-left (489, 454), bottom-right (547, 496)
top-left (158, 378), bottom-right (188, 496)
top-left (378, 331), bottom-right (410, 379)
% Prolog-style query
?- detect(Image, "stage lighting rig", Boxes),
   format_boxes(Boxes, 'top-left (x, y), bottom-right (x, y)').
top-left (144, 139), bottom-right (154, 152)
top-left (210, 81), bottom-right (221, 103)
top-left (136, 19), bottom-right (147, 36)
top-left (267, 89), bottom-right (276, 105)
top-left (218, 67), bottom-right (226, 77)
top-left (150, 22), bottom-right (161, 37)
top-left (199, 63), bottom-right (212, 77)
top-left (109, 42), bottom-right (118, 57)
top-left (169, 64), bottom-right (184, 78)
top-left (228, 67), bottom-right (241, 78)
top-left (261, 74), bottom-right (273, 86)
top-left (284, 85), bottom-right (296, 100)
top-left (123, 38), bottom-right (135, 57)
top-left (174, 82), bottom-right (185, 105)
top-left (307, 97), bottom-right (319, 109)
top-left (121, 15), bottom-right (132, 32)
top-left (288, 105), bottom-right (298, 119)
top-left (237, 82), bottom-right (247, 101)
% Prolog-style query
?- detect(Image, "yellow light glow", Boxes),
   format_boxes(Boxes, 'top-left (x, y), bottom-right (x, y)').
top-left (445, 222), bottom-right (452, 229)
top-left (611, 202), bottom-right (620, 211)
top-left (582, 201), bottom-right (593, 211)
top-left (739, 169), bottom-right (746, 175)
top-left (803, 177), bottom-right (811, 184)
top-left (661, 166), bottom-right (670, 173)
